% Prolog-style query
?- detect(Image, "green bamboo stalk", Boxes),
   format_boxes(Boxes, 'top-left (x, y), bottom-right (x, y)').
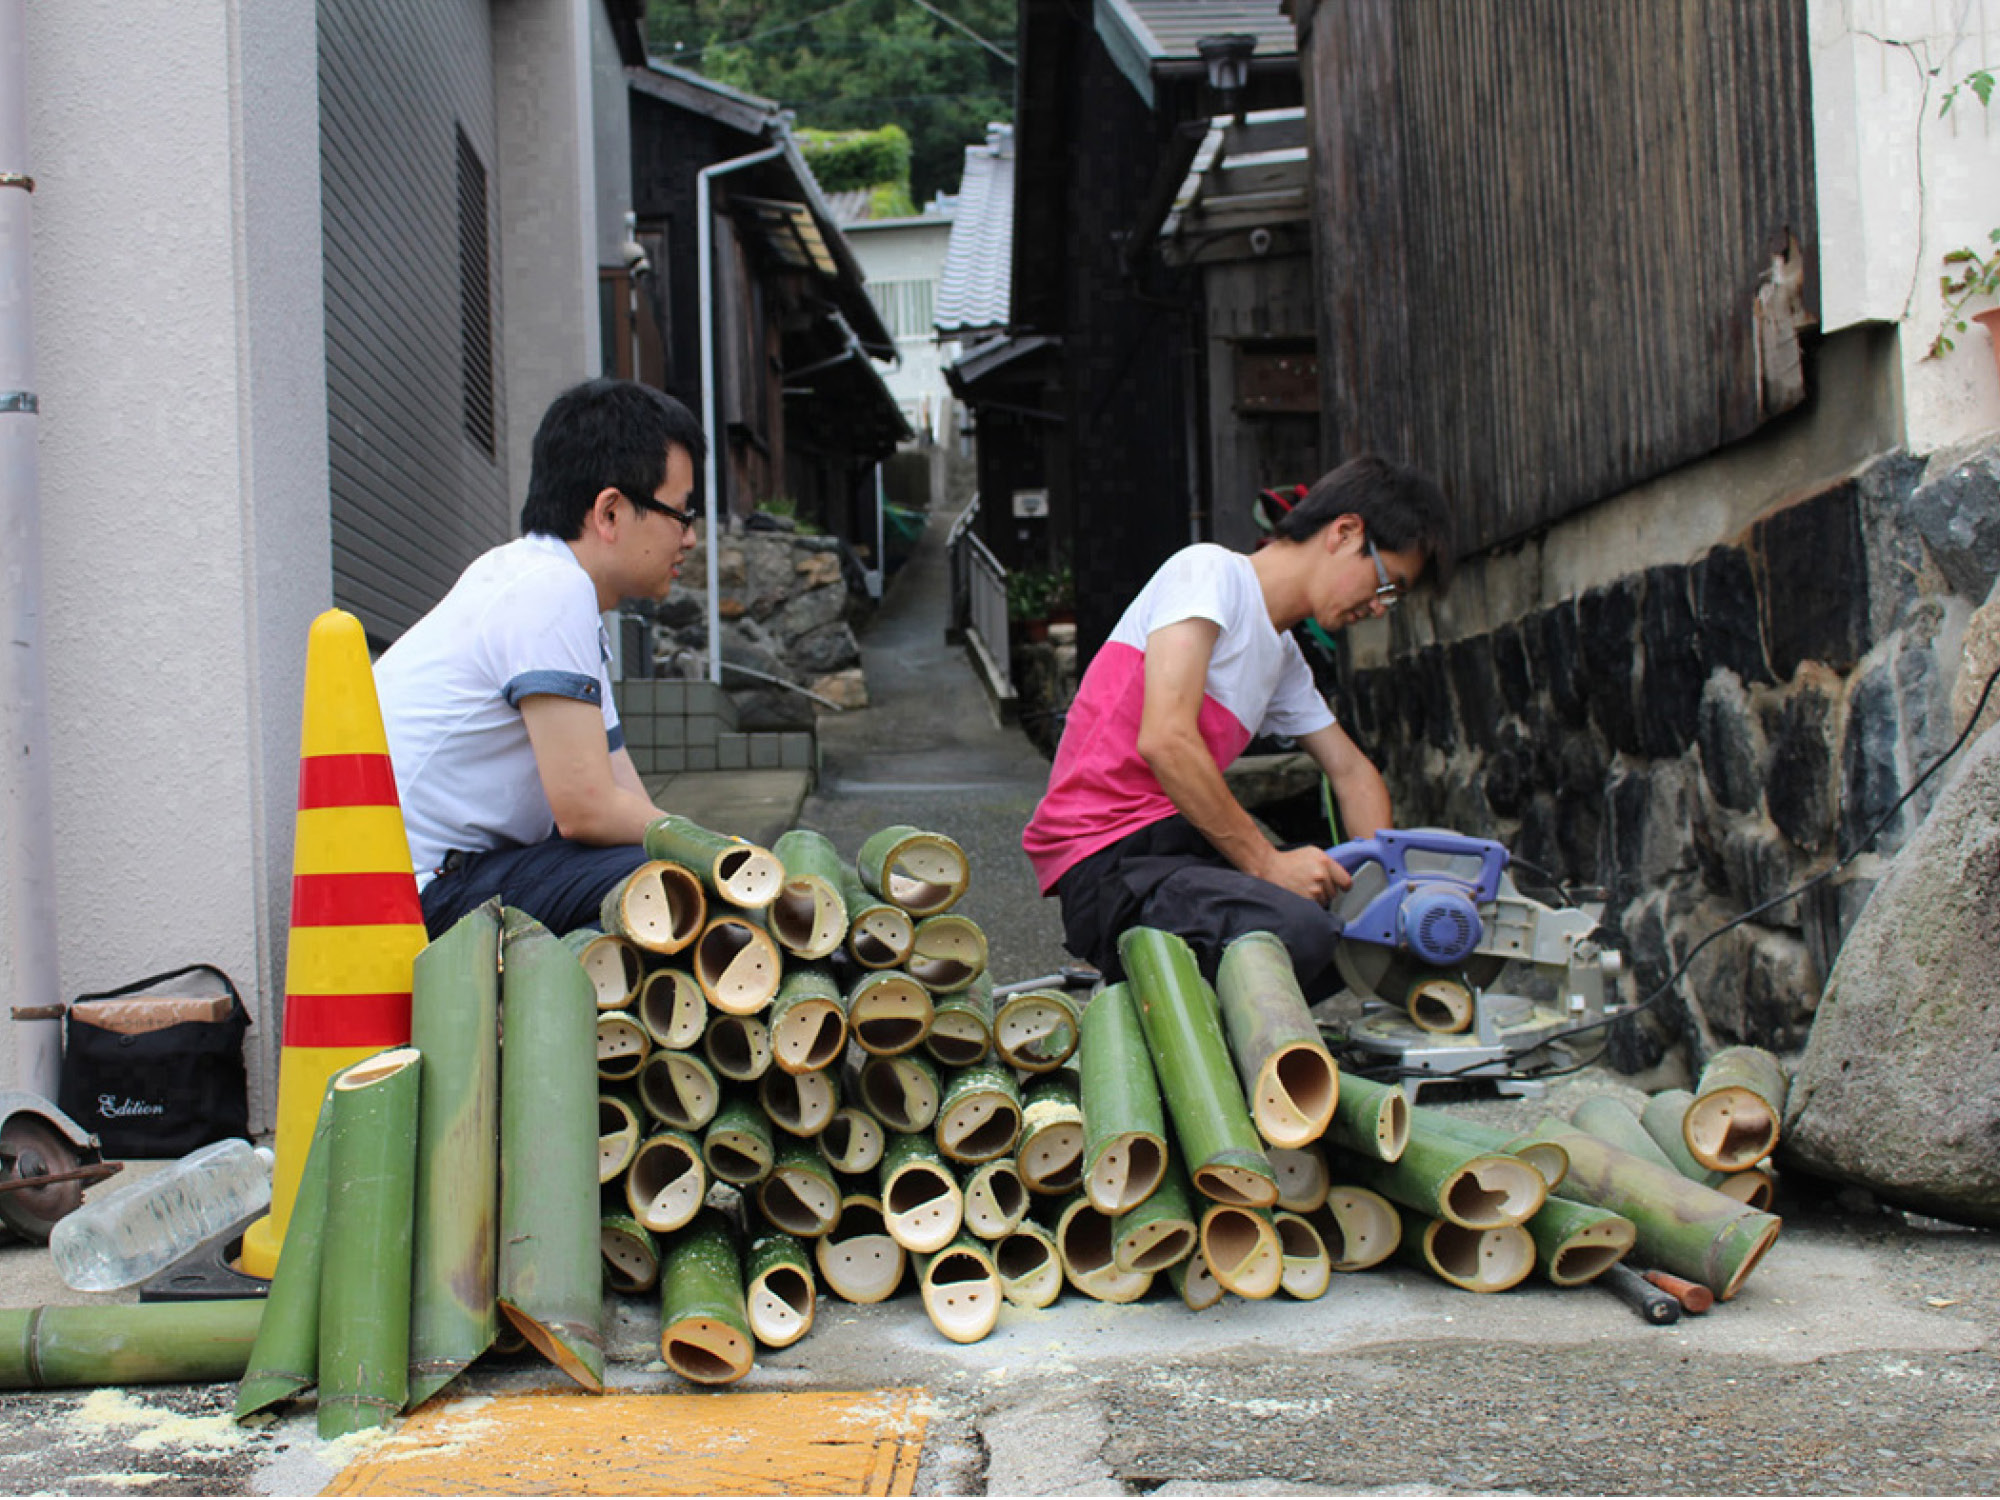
top-left (598, 858), bottom-right (707, 954)
top-left (1119, 927), bottom-right (1277, 1207)
top-left (814, 1194), bottom-right (907, 1304)
top-left (1520, 1122), bottom-right (1783, 1300)
top-left (659, 1209), bottom-right (753, 1386)
top-left (925, 971), bottom-right (994, 1068)
top-left (993, 987), bottom-right (1080, 1073)
top-left (1408, 1107), bottom-right (1569, 1193)
top-left (1685, 1046), bottom-right (1788, 1170)
top-left (758, 1065), bottom-right (838, 1138)
top-left (596, 1009), bottom-right (651, 1083)
top-left (235, 1086), bottom-right (334, 1418)
top-left (847, 969), bottom-right (934, 1056)
top-left (745, 1231), bottom-right (817, 1349)
top-left (1332, 1112), bottom-right (1547, 1229)
top-left (497, 910), bottom-right (604, 1393)
top-left (1638, 1089), bottom-right (1726, 1185)
top-left (1056, 1194), bottom-right (1154, 1303)
top-left (1569, 1095), bottom-right (1681, 1174)
top-left (407, 900), bottom-right (501, 1407)
top-left (702, 1093), bottom-right (776, 1186)
top-left (562, 927), bottom-right (645, 1010)
top-left (1268, 1145), bottom-right (1331, 1213)
top-left (1312, 1185), bottom-right (1401, 1271)
top-left (756, 1138), bottom-right (842, 1237)
top-left (1273, 1211), bottom-right (1332, 1300)
top-left (1168, 1248), bottom-right (1227, 1311)
top-left (625, 1129), bottom-right (708, 1233)
top-left (599, 1094), bottom-right (643, 1183)
top-left (1111, 1157), bottom-right (1196, 1273)
top-left (855, 1051), bottom-right (942, 1134)
top-left (857, 824), bottom-right (968, 915)
top-left (692, 911), bottom-right (783, 1015)
top-left (5, 1302), bottom-right (265, 1391)
top-left (1215, 931), bottom-right (1340, 1149)
top-left (838, 864), bottom-right (915, 968)
top-left (1017, 1069), bottom-right (1085, 1195)
top-left (768, 830), bottom-right (850, 961)
top-left (767, 964), bottom-right (848, 1075)
top-left (645, 814), bottom-right (785, 910)
top-left (935, 1063), bottom-right (1023, 1165)
top-left (1078, 982), bottom-right (1168, 1215)
top-left (638, 1048), bottom-right (722, 1132)
top-left (920, 1236), bottom-right (1003, 1343)
top-left (599, 1213), bottom-right (660, 1295)
top-left (881, 1130), bottom-right (966, 1253)
top-left (907, 913), bottom-right (989, 994)
top-left (703, 1011), bottom-right (773, 1083)
top-left (1527, 1197), bottom-right (1636, 1287)
top-left (816, 1105), bottom-right (885, 1175)
top-left (319, 1046), bottom-right (422, 1438)
top-left (1198, 1202), bottom-right (1282, 1299)
top-left (1323, 1070), bottom-right (1410, 1162)
top-left (961, 1157), bottom-right (1029, 1240)
top-left (1395, 1204), bottom-right (1536, 1292)
top-left (636, 966), bottom-right (705, 1050)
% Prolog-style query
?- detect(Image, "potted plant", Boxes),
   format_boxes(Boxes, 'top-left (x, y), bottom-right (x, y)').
top-left (1008, 569), bottom-right (1053, 643)
top-left (1044, 565), bottom-right (1076, 628)
top-left (1928, 69), bottom-right (2000, 380)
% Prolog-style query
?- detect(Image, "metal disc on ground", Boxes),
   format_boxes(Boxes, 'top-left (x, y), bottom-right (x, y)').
top-left (0, 1114), bottom-right (86, 1241)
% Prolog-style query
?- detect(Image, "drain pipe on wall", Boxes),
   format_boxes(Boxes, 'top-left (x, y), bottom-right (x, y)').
top-left (0, 0), bottom-right (63, 1097)
top-left (696, 139), bottom-right (785, 685)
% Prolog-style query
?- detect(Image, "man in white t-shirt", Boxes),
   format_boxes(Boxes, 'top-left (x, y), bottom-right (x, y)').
top-left (375, 378), bottom-right (704, 937)
top-left (1021, 455), bottom-right (1454, 995)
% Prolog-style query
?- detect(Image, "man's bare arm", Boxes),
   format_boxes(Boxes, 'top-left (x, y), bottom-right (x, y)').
top-left (520, 694), bottom-right (668, 846)
top-left (1297, 720), bottom-right (1391, 845)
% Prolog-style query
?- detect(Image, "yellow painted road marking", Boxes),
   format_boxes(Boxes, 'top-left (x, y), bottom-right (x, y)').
top-left (322, 1388), bottom-right (927, 1497)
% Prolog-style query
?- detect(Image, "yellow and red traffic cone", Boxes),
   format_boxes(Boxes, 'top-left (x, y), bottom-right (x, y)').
top-left (239, 610), bottom-right (426, 1279)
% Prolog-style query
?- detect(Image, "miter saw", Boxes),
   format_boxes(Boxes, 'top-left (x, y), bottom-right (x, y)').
top-left (1324, 829), bottom-right (1627, 1098)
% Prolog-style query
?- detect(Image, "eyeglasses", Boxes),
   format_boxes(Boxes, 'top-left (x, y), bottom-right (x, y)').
top-left (619, 486), bottom-right (701, 530)
top-left (1364, 537), bottom-right (1405, 608)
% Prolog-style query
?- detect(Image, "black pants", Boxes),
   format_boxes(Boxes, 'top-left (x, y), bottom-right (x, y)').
top-left (419, 836), bottom-right (653, 939)
top-left (1053, 815), bottom-right (1345, 997)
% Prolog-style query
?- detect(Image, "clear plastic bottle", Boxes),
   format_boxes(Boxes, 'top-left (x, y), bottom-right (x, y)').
top-left (49, 1138), bottom-right (274, 1292)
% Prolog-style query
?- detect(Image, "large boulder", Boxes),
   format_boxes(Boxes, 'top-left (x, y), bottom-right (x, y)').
top-left (1781, 721), bottom-right (2000, 1225)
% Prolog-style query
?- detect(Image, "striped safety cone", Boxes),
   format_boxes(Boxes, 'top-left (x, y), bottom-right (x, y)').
top-left (238, 609), bottom-right (427, 1279)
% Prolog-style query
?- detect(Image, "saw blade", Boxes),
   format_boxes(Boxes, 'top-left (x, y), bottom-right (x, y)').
top-left (0, 1114), bottom-right (87, 1242)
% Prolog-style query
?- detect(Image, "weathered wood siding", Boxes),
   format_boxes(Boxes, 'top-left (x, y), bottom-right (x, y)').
top-left (1297, 0), bottom-right (1816, 556)
top-left (1204, 256), bottom-right (1321, 553)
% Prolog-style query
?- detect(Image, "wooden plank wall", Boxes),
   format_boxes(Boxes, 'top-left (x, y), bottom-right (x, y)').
top-left (1298, 0), bottom-right (1816, 556)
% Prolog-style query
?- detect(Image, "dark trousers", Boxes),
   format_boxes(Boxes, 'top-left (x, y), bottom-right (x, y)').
top-left (1054, 815), bottom-right (1345, 997)
top-left (419, 837), bottom-right (653, 939)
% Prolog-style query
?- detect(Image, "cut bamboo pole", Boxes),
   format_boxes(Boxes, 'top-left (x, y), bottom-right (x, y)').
top-left (645, 815), bottom-right (785, 910)
top-left (768, 964), bottom-right (848, 1075)
top-left (935, 1064), bottom-right (1023, 1165)
top-left (1526, 1197), bottom-right (1636, 1287)
top-left (599, 859), bottom-right (707, 954)
top-left (962, 1157), bottom-right (1030, 1240)
top-left (925, 972), bottom-right (994, 1068)
top-left (881, 1131), bottom-right (966, 1253)
top-left (759, 1065), bottom-right (838, 1138)
top-left (1717, 1167), bottom-right (1777, 1211)
top-left (1056, 1195), bottom-right (1154, 1303)
top-left (1409, 1109), bottom-right (1569, 1193)
top-left (839, 865), bottom-right (916, 968)
top-left (693, 912), bottom-right (783, 1015)
top-left (5, 1302), bottom-right (265, 1391)
top-left (1401, 972), bottom-right (1476, 1034)
top-left (1396, 1205), bottom-right (1536, 1292)
top-left (596, 1009), bottom-right (651, 1083)
top-left (848, 969), bottom-right (934, 1056)
top-left (1215, 931), bottom-right (1340, 1149)
top-left (1268, 1146), bottom-right (1331, 1213)
top-left (1569, 1095), bottom-right (1681, 1174)
top-left (701, 1093), bottom-right (776, 1186)
top-left (598, 1095), bottom-right (643, 1183)
top-left (659, 1210), bottom-right (753, 1386)
top-left (319, 1047), bottom-right (421, 1438)
top-left (1169, 1250), bottom-right (1227, 1312)
top-left (599, 1214), bottom-right (660, 1296)
top-left (1111, 1158), bottom-right (1196, 1273)
top-left (1334, 1117), bottom-right (1547, 1229)
top-left (1324, 1070), bottom-right (1410, 1163)
top-left (921, 1237), bottom-right (1003, 1343)
top-left (993, 986), bottom-right (1081, 1072)
top-left (1639, 1089), bottom-right (1727, 1185)
top-left (1198, 1203), bottom-right (1282, 1299)
top-left (815, 1194), bottom-right (907, 1304)
top-left (562, 927), bottom-right (645, 1011)
top-left (857, 824), bottom-right (968, 915)
top-left (1078, 982), bottom-right (1168, 1215)
top-left (855, 1051), bottom-right (942, 1134)
top-left (1520, 1122), bottom-right (1782, 1300)
top-left (1273, 1211), bottom-right (1333, 1300)
top-left (1685, 1046), bottom-right (1787, 1171)
top-left (816, 1105), bottom-right (885, 1175)
top-left (993, 1220), bottom-right (1064, 1308)
top-left (1017, 1069), bottom-right (1085, 1195)
top-left (407, 902), bottom-right (501, 1408)
top-left (236, 1088), bottom-right (335, 1418)
top-left (625, 1129), bottom-right (708, 1234)
top-left (756, 1139), bottom-right (842, 1238)
top-left (1312, 1186), bottom-right (1402, 1272)
top-left (636, 967), bottom-right (705, 1050)
top-left (768, 830), bottom-right (850, 961)
top-left (638, 1049), bottom-right (722, 1132)
top-left (745, 1232), bottom-right (817, 1349)
top-left (1119, 928), bottom-right (1277, 1208)
top-left (704, 1012), bottom-right (773, 1083)
top-left (908, 913), bottom-right (989, 994)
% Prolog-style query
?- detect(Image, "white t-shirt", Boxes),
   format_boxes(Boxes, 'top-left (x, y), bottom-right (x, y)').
top-left (375, 533), bottom-right (620, 887)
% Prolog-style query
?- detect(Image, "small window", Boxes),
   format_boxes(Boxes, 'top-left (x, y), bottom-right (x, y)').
top-left (456, 124), bottom-right (494, 456)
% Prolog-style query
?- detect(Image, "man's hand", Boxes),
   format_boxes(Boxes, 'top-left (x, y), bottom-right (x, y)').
top-left (1255, 844), bottom-right (1353, 905)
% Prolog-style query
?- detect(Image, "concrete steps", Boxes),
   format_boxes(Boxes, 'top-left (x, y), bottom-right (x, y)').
top-left (616, 678), bottom-right (816, 779)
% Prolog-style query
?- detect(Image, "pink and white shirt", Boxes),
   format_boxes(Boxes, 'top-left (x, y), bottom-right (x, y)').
top-left (1021, 544), bottom-right (1334, 892)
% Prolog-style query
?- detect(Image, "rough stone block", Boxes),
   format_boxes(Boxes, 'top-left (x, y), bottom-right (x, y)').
top-left (1762, 664), bottom-right (1839, 854)
top-left (1413, 644), bottom-right (1456, 753)
top-left (1906, 444), bottom-right (2000, 601)
top-left (1490, 621), bottom-right (1535, 718)
top-left (1578, 579), bottom-right (1641, 755)
top-left (1720, 822), bottom-right (1805, 926)
top-left (1838, 658), bottom-right (1902, 856)
top-left (1954, 585), bottom-right (2000, 739)
top-left (791, 621), bottom-right (862, 675)
top-left (1533, 600), bottom-right (1590, 729)
top-left (1696, 671), bottom-right (1765, 813)
top-left (1689, 544), bottom-right (1772, 686)
top-left (1600, 761), bottom-right (1698, 909)
top-left (1636, 564), bottom-right (1702, 759)
top-left (1750, 480), bottom-right (1870, 678)
top-left (1446, 635), bottom-right (1502, 752)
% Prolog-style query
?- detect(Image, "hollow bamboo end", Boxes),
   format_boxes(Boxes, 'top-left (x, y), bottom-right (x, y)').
top-left (1424, 1222), bottom-right (1534, 1292)
top-left (695, 919), bottom-right (782, 1015)
top-left (336, 1047), bottom-right (420, 1090)
top-left (757, 1171), bottom-right (841, 1237)
top-left (849, 907), bottom-right (916, 967)
top-left (883, 1172), bottom-right (963, 1255)
top-left (663, 1316), bottom-right (753, 1385)
top-left (639, 1053), bottom-right (720, 1132)
top-left (994, 1228), bottom-right (1063, 1308)
top-left (922, 1250), bottom-right (1001, 1343)
top-left (748, 1266), bottom-right (816, 1348)
top-left (1115, 1218), bottom-right (1196, 1274)
top-left (1018, 1121), bottom-right (1083, 1194)
top-left (939, 1096), bottom-right (1023, 1164)
top-left (600, 1223), bottom-right (661, 1294)
top-left (1322, 1187), bottom-right (1402, 1272)
top-left (880, 835), bottom-right (969, 916)
top-left (620, 861), bottom-right (707, 953)
top-left (628, 1138), bottom-right (706, 1233)
top-left (1192, 1159), bottom-right (1279, 1210)
top-left (772, 1001), bottom-right (846, 1074)
top-left (1268, 1146), bottom-right (1331, 1214)
top-left (598, 1099), bottom-right (642, 1183)
top-left (638, 969), bottom-right (705, 1049)
top-left (1683, 1086), bottom-right (1780, 1171)
top-left (994, 993), bottom-right (1079, 1071)
top-left (596, 1014), bottom-right (650, 1082)
top-left (500, 1304), bottom-right (605, 1391)
top-left (1087, 1134), bottom-right (1167, 1215)
top-left (1377, 1092), bottom-right (1412, 1160)
top-left (815, 1231), bottom-right (906, 1304)
top-left (925, 1014), bottom-right (992, 1068)
top-left (760, 1069), bottom-right (837, 1137)
top-left (817, 1110), bottom-right (884, 1175)
top-left (1715, 1213), bottom-right (1783, 1301)
top-left (714, 845), bottom-right (785, 910)
top-left (1274, 1213), bottom-right (1332, 1300)
top-left (1543, 1219), bottom-right (1635, 1287)
top-left (851, 981), bottom-right (934, 1056)
top-left (1407, 977), bottom-right (1475, 1034)
top-left (859, 1059), bottom-right (939, 1134)
top-left (1172, 1250), bottom-right (1227, 1311)
top-left (1716, 1167), bottom-right (1777, 1211)
top-left (769, 877), bottom-right (846, 961)
top-left (1254, 1047), bottom-right (1339, 1149)
top-left (1440, 1156), bottom-right (1546, 1228)
top-left (964, 1164), bottom-right (1028, 1238)
top-left (1200, 1206), bottom-right (1282, 1299)
top-left (577, 935), bottom-right (643, 1010)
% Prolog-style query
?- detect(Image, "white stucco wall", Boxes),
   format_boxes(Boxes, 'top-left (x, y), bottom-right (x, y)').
top-left (846, 216), bottom-right (959, 442)
top-left (15, 1), bottom-right (330, 1119)
top-left (1810, 0), bottom-right (2000, 450)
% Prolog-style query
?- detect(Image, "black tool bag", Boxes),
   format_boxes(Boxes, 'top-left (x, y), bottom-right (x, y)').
top-left (57, 963), bottom-right (253, 1159)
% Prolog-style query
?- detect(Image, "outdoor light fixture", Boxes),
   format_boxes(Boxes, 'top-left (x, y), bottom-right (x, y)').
top-left (1197, 33), bottom-right (1256, 119)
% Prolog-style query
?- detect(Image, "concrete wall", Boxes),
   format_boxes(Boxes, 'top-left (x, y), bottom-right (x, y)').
top-left (845, 216), bottom-right (958, 442)
top-left (15, 1), bottom-right (331, 1119)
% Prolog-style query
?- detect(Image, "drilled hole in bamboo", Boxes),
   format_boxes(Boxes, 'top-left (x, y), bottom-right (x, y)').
top-left (817, 1110), bottom-right (883, 1173)
top-left (627, 1138), bottom-right (704, 1232)
top-left (758, 1069), bottom-right (836, 1137)
top-left (1550, 1240), bottom-right (1627, 1286)
top-left (637, 969), bottom-right (704, 1049)
top-left (849, 909), bottom-right (913, 967)
top-left (925, 1015), bottom-right (989, 1066)
top-left (1375, 1092), bottom-right (1412, 1157)
top-left (714, 846), bottom-right (783, 908)
top-left (939, 1097), bottom-right (1020, 1162)
top-left (774, 1006), bottom-right (844, 1073)
top-left (860, 1059), bottom-right (938, 1132)
top-left (749, 1266), bottom-right (813, 1345)
top-left (1019, 1122), bottom-right (1082, 1193)
top-left (1089, 1137), bottom-right (1164, 1213)
top-left (1441, 1159), bottom-right (1541, 1227)
top-left (600, 1226), bottom-right (657, 1293)
top-left (624, 862), bottom-right (705, 951)
top-left (758, 1172), bottom-right (839, 1235)
top-left (665, 1321), bottom-right (750, 1384)
top-left (704, 1016), bottom-right (771, 1081)
top-left (965, 1165), bottom-right (1027, 1234)
top-left (597, 1014), bottom-right (650, 1082)
top-left (1408, 977), bottom-right (1474, 1034)
top-left (1685, 1090), bottom-right (1778, 1170)
top-left (1258, 1048), bottom-right (1336, 1147)
top-left (1427, 1222), bottom-right (1533, 1290)
top-left (1120, 1221), bottom-right (1194, 1272)
top-left (578, 935), bottom-right (643, 1009)
top-left (638, 1053), bottom-right (719, 1131)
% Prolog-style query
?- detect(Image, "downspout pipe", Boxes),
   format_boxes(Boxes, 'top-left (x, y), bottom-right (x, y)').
top-left (0, 0), bottom-right (62, 1096)
top-left (696, 140), bottom-right (785, 686)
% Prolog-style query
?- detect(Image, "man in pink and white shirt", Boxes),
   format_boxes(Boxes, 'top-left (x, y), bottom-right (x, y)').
top-left (1021, 455), bottom-right (1454, 995)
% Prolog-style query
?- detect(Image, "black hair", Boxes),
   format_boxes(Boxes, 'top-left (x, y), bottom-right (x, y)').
top-left (1274, 454), bottom-right (1457, 591)
top-left (519, 378), bottom-right (708, 539)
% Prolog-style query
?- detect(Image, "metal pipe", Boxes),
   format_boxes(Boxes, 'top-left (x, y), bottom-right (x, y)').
top-left (697, 142), bottom-right (786, 685)
top-left (0, 0), bottom-right (61, 1096)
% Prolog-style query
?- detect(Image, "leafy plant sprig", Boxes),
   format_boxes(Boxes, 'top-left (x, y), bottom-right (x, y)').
top-left (1929, 68), bottom-right (1998, 358)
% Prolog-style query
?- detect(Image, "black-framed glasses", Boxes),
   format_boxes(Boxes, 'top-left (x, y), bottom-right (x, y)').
top-left (619, 486), bottom-right (701, 530)
top-left (1364, 536), bottom-right (1404, 607)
